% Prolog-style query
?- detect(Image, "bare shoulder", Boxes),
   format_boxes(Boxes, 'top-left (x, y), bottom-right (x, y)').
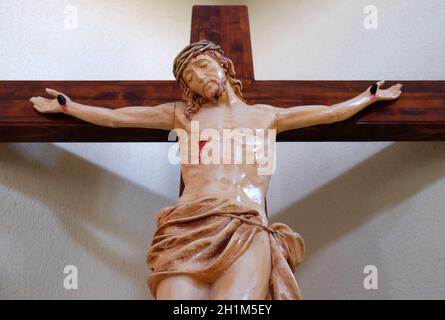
top-left (174, 101), bottom-right (187, 117)
top-left (173, 101), bottom-right (189, 129)
top-left (249, 103), bottom-right (280, 115)
top-left (250, 103), bottom-right (276, 110)
top-left (152, 101), bottom-right (177, 118)
top-left (174, 101), bottom-right (187, 111)
top-left (156, 101), bottom-right (177, 111)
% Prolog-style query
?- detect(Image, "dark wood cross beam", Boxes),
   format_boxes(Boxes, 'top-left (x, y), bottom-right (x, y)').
top-left (1, 5), bottom-right (444, 143)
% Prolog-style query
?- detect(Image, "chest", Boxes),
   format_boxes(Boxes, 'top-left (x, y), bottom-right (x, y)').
top-left (177, 104), bottom-right (276, 132)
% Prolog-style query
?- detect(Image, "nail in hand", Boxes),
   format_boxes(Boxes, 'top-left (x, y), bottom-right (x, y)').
top-left (57, 95), bottom-right (67, 105)
top-left (370, 83), bottom-right (378, 95)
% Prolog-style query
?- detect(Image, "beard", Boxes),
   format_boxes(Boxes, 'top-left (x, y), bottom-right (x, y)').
top-left (202, 77), bottom-right (227, 103)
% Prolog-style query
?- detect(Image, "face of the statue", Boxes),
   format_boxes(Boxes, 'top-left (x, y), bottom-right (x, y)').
top-left (182, 53), bottom-right (227, 101)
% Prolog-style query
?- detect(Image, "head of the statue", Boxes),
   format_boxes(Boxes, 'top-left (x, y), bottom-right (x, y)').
top-left (173, 40), bottom-right (244, 120)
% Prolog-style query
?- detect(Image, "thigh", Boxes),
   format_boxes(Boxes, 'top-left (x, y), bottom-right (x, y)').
top-left (210, 231), bottom-right (271, 300)
top-left (156, 275), bottom-right (209, 300)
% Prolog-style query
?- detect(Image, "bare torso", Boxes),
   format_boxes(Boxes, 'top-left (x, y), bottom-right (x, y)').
top-left (152, 101), bottom-right (276, 299)
top-left (176, 101), bottom-right (276, 221)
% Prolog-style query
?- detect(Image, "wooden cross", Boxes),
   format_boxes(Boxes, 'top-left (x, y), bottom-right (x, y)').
top-left (1, 5), bottom-right (445, 197)
top-left (2, 5), bottom-right (445, 143)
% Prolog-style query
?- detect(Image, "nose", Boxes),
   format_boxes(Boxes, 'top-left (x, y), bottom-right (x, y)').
top-left (198, 75), bottom-right (207, 84)
top-left (196, 70), bottom-right (207, 83)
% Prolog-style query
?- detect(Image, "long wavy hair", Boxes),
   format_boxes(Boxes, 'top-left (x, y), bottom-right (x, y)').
top-left (178, 50), bottom-right (245, 120)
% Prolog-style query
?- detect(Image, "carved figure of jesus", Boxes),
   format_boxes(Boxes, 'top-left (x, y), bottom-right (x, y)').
top-left (29, 40), bottom-right (402, 300)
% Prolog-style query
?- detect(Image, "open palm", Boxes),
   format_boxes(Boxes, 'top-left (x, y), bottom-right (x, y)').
top-left (370, 80), bottom-right (403, 101)
top-left (29, 88), bottom-right (70, 113)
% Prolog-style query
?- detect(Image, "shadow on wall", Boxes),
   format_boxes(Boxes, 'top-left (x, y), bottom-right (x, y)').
top-left (0, 143), bottom-right (172, 298)
top-left (2, 142), bottom-right (445, 298)
top-left (274, 142), bottom-right (445, 262)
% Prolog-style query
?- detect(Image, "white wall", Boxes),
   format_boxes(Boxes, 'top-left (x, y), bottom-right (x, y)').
top-left (1, 0), bottom-right (444, 299)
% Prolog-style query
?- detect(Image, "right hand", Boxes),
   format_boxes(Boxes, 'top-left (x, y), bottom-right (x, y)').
top-left (365, 80), bottom-right (403, 102)
top-left (29, 88), bottom-right (71, 113)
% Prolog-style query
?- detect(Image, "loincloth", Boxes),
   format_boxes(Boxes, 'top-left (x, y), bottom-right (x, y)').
top-left (147, 195), bottom-right (305, 300)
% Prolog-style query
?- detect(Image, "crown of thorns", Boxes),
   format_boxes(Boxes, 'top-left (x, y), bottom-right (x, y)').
top-left (173, 40), bottom-right (224, 82)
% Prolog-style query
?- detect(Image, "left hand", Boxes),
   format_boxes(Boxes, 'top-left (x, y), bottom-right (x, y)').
top-left (367, 80), bottom-right (403, 101)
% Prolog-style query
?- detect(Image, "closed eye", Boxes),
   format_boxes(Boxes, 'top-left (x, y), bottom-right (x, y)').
top-left (200, 61), bottom-right (210, 68)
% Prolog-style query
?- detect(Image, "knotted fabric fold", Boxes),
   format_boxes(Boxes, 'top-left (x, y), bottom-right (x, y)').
top-left (147, 195), bottom-right (305, 300)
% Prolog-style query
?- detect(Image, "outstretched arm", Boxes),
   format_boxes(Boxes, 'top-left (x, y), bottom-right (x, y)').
top-left (274, 81), bottom-right (402, 133)
top-left (30, 88), bottom-right (175, 130)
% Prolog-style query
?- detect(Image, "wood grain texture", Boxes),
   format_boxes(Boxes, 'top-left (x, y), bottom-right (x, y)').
top-left (0, 5), bottom-right (444, 142)
top-left (246, 80), bottom-right (445, 141)
top-left (1, 80), bottom-right (444, 142)
top-left (0, 81), bottom-right (181, 142)
top-left (190, 5), bottom-right (255, 82)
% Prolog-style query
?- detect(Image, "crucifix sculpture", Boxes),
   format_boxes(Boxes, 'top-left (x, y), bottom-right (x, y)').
top-left (2, 6), bottom-right (445, 300)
